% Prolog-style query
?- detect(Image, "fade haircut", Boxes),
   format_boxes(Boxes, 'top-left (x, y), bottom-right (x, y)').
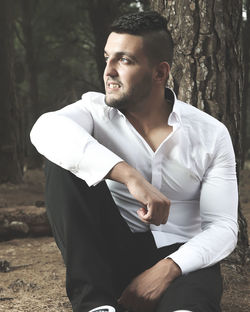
top-left (110, 11), bottom-right (173, 66)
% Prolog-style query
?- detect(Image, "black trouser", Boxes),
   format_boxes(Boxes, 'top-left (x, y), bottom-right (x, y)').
top-left (45, 160), bottom-right (223, 312)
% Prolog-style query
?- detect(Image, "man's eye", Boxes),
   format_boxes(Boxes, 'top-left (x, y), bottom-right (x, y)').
top-left (104, 56), bottom-right (109, 62)
top-left (120, 57), bottom-right (130, 64)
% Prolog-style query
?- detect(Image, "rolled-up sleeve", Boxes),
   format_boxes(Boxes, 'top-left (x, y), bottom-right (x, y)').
top-left (168, 125), bottom-right (238, 274)
top-left (30, 98), bottom-right (123, 186)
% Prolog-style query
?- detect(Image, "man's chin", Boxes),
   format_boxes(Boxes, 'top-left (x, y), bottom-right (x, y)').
top-left (104, 95), bottom-right (115, 107)
top-left (105, 95), bottom-right (124, 109)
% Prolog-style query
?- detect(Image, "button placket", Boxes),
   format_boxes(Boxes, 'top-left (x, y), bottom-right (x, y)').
top-left (151, 153), bottom-right (163, 190)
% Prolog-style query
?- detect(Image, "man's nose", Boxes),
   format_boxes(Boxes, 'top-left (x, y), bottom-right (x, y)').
top-left (104, 59), bottom-right (118, 77)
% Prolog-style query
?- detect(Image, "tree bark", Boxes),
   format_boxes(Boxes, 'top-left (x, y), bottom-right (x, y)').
top-left (241, 0), bottom-right (250, 166)
top-left (0, 0), bottom-right (23, 183)
top-left (150, 0), bottom-right (249, 264)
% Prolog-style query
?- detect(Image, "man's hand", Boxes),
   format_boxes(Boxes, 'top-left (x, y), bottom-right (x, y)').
top-left (106, 162), bottom-right (170, 225)
top-left (118, 258), bottom-right (181, 312)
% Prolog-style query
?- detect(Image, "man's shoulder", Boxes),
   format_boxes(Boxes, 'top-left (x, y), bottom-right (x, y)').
top-left (80, 91), bottom-right (105, 105)
top-left (177, 100), bottom-right (224, 130)
top-left (76, 91), bottom-right (108, 115)
top-left (77, 91), bottom-right (115, 122)
top-left (176, 100), bottom-right (230, 151)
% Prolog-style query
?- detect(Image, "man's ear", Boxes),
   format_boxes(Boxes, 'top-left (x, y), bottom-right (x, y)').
top-left (153, 62), bottom-right (170, 84)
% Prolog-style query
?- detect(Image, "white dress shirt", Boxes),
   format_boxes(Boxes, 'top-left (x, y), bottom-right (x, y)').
top-left (30, 88), bottom-right (238, 275)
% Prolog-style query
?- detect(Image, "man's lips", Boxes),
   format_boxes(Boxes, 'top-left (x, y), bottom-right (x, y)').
top-left (106, 80), bottom-right (122, 90)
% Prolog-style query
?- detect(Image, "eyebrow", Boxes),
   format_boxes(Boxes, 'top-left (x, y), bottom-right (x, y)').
top-left (104, 50), bottom-right (138, 62)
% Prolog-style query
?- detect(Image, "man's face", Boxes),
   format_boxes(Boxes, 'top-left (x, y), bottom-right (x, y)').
top-left (103, 32), bottom-right (154, 110)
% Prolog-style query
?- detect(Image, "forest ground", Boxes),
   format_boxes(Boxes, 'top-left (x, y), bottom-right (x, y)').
top-left (0, 166), bottom-right (249, 312)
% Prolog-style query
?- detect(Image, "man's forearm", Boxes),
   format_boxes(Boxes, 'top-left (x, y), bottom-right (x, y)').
top-left (119, 258), bottom-right (181, 312)
top-left (106, 161), bottom-right (171, 226)
top-left (106, 161), bottom-right (142, 185)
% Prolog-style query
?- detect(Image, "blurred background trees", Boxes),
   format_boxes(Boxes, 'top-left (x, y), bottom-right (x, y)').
top-left (0, 0), bottom-right (23, 183)
top-left (1, 0), bottom-right (249, 174)
top-left (0, 0), bottom-right (249, 261)
top-left (2, 0), bottom-right (150, 174)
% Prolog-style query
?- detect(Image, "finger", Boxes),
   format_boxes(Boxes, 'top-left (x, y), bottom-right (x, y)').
top-left (143, 208), bottom-right (162, 225)
top-left (137, 207), bottom-right (165, 225)
top-left (141, 206), bottom-right (153, 220)
top-left (137, 207), bottom-right (147, 216)
top-left (161, 218), bottom-right (168, 224)
top-left (138, 207), bottom-right (163, 225)
top-left (118, 291), bottom-right (133, 311)
top-left (161, 209), bottom-right (170, 224)
top-left (137, 213), bottom-right (153, 225)
top-left (137, 208), bottom-right (152, 222)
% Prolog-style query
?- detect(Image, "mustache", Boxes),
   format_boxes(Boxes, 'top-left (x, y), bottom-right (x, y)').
top-left (106, 78), bottom-right (123, 86)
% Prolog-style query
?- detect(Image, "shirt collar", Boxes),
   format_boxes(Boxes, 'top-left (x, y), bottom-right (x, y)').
top-left (105, 87), bottom-right (182, 126)
top-left (165, 88), bottom-right (182, 126)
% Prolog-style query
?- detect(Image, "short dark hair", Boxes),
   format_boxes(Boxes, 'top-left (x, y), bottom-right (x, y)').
top-left (110, 11), bottom-right (173, 66)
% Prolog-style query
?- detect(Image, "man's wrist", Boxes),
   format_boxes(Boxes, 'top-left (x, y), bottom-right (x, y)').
top-left (161, 258), bottom-right (182, 280)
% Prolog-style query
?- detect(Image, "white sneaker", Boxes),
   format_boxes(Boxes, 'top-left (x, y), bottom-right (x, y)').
top-left (89, 305), bottom-right (116, 312)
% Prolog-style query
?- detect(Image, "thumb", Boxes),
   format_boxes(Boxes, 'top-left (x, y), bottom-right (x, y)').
top-left (137, 207), bottom-right (148, 219)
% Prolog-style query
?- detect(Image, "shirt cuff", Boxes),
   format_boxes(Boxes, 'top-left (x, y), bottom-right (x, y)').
top-left (75, 141), bottom-right (124, 186)
top-left (166, 245), bottom-right (203, 275)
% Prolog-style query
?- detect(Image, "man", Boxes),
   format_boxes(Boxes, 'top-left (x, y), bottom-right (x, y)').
top-left (30, 11), bottom-right (238, 312)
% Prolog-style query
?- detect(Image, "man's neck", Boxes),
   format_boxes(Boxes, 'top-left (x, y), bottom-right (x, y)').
top-left (123, 90), bottom-right (173, 152)
top-left (124, 91), bottom-right (173, 133)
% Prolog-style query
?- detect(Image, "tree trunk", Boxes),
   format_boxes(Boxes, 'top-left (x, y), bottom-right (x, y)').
top-left (242, 0), bottom-right (250, 166)
top-left (21, 0), bottom-right (42, 168)
top-left (0, 0), bottom-right (23, 183)
top-left (87, 0), bottom-right (119, 91)
top-left (150, 0), bottom-right (249, 264)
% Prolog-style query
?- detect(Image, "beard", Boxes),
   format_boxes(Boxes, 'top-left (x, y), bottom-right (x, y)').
top-left (104, 73), bottom-right (153, 111)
